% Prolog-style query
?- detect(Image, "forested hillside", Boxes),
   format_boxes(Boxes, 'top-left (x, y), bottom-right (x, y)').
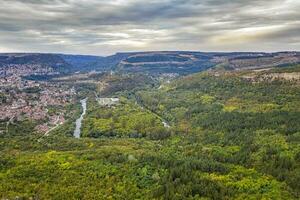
top-left (0, 65), bottom-right (299, 199)
top-left (0, 53), bottom-right (71, 72)
top-left (2, 51), bottom-right (299, 75)
top-left (136, 65), bottom-right (300, 198)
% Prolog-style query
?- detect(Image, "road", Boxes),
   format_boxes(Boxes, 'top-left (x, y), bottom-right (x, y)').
top-left (44, 115), bottom-right (61, 136)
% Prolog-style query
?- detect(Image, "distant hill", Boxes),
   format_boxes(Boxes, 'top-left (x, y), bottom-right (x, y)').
top-left (114, 51), bottom-right (214, 74)
top-left (88, 51), bottom-right (300, 74)
top-left (212, 51), bottom-right (300, 70)
top-left (0, 53), bottom-right (71, 72)
top-left (59, 54), bottom-right (104, 72)
top-left (1, 51), bottom-right (299, 75)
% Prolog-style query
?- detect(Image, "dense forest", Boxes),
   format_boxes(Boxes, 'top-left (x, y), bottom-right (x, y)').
top-left (136, 67), bottom-right (300, 198)
top-left (81, 98), bottom-right (170, 139)
top-left (0, 66), bottom-right (300, 199)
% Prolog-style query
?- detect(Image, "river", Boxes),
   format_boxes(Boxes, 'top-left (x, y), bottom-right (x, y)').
top-left (73, 98), bottom-right (87, 138)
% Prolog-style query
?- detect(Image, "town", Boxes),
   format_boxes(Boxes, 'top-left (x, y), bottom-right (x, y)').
top-left (0, 64), bottom-right (75, 134)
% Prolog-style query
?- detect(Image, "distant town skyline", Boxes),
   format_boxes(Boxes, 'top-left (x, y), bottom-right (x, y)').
top-left (0, 0), bottom-right (299, 55)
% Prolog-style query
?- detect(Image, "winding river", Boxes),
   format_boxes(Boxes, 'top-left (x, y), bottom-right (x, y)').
top-left (73, 98), bottom-right (87, 138)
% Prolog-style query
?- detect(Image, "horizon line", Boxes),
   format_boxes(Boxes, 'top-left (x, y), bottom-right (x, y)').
top-left (0, 50), bottom-right (299, 57)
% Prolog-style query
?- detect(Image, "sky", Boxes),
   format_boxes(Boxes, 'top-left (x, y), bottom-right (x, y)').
top-left (0, 0), bottom-right (299, 55)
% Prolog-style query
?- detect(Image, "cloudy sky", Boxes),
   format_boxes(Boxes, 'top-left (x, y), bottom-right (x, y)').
top-left (0, 0), bottom-right (299, 55)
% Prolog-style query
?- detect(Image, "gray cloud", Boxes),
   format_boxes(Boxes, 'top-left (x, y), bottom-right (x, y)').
top-left (0, 0), bottom-right (299, 55)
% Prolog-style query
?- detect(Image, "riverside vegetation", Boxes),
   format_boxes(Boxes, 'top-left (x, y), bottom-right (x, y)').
top-left (0, 65), bottom-right (300, 199)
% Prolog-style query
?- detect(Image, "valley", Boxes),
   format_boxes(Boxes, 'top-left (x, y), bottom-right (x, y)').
top-left (1, 0), bottom-right (299, 199)
top-left (0, 52), bottom-right (299, 200)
